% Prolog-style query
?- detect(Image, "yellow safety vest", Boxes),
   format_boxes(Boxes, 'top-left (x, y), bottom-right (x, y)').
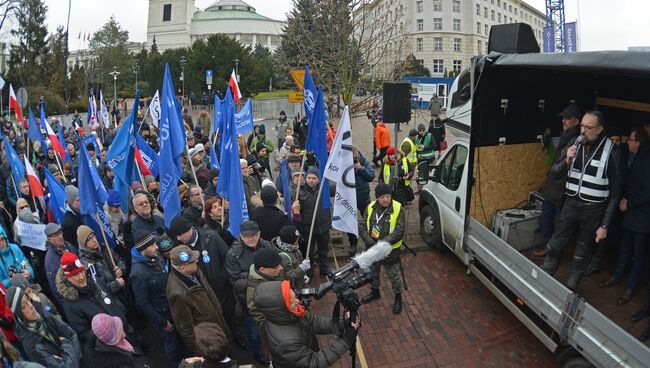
top-left (382, 158), bottom-right (411, 187)
top-left (366, 200), bottom-right (403, 249)
top-left (401, 137), bottom-right (418, 166)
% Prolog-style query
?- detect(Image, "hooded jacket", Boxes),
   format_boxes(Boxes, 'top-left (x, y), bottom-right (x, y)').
top-left (0, 227), bottom-right (34, 288)
top-left (253, 281), bottom-right (351, 368)
top-left (129, 248), bottom-right (171, 330)
top-left (44, 240), bottom-right (78, 307)
top-left (270, 236), bottom-right (306, 290)
top-left (13, 304), bottom-right (81, 368)
top-left (54, 268), bottom-right (128, 346)
top-left (375, 122), bottom-right (390, 149)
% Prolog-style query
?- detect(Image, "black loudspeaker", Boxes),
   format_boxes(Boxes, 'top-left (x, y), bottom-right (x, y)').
top-left (488, 23), bottom-right (540, 54)
top-left (383, 82), bottom-right (411, 123)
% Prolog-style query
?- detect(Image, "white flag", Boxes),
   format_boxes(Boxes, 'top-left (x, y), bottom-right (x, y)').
top-left (323, 106), bottom-right (358, 236)
top-left (149, 90), bottom-right (161, 128)
top-left (100, 90), bottom-right (110, 128)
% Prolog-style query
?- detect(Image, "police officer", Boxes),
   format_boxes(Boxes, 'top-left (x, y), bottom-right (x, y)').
top-left (542, 111), bottom-right (623, 290)
top-left (358, 183), bottom-right (405, 314)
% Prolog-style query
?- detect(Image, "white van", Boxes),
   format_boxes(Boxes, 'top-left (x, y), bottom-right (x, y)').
top-left (417, 24), bottom-right (650, 368)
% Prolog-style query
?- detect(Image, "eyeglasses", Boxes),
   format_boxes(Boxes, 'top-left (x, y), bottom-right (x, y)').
top-left (135, 201), bottom-right (149, 207)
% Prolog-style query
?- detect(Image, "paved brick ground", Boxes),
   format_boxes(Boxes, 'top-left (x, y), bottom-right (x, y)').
top-left (306, 248), bottom-right (555, 368)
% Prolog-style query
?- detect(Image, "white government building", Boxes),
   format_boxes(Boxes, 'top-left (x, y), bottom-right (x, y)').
top-left (146, 0), bottom-right (285, 52)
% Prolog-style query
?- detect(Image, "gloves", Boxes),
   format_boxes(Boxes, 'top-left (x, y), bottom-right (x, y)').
top-left (341, 325), bottom-right (359, 346)
top-left (298, 258), bottom-right (311, 272)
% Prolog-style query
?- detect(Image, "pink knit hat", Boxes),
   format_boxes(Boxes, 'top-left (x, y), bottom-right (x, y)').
top-left (91, 313), bottom-right (134, 352)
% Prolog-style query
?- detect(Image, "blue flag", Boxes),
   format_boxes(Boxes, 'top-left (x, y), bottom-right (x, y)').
top-left (44, 168), bottom-right (66, 224)
top-left (210, 138), bottom-right (220, 171)
top-left (216, 92), bottom-right (248, 238)
top-left (158, 64), bottom-right (183, 228)
top-left (136, 134), bottom-right (159, 177)
top-left (305, 86), bottom-right (331, 210)
top-left (78, 137), bottom-right (117, 248)
top-left (234, 98), bottom-right (254, 134)
top-left (106, 91), bottom-right (140, 211)
top-left (280, 160), bottom-right (292, 221)
top-left (303, 65), bottom-right (318, 123)
top-left (217, 86), bottom-right (236, 190)
top-left (3, 136), bottom-right (25, 184)
top-left (28, 108), bottom-right (48, 156)
top-left (78, 138), bottom-right (108, 215)
top-left (213, 94), bottom-right (223, 135)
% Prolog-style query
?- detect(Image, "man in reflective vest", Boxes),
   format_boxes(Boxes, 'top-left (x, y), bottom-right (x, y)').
top-left (415, 123), bottom-right (436, 162)
top-left (358, 183), bottom-right (405, 314)
top-left (380, 147), bottom-right (413, 206)
top-left (542, 111), bottom-right (623, 290)
top-left (400, 129), bottom-right (418, 171)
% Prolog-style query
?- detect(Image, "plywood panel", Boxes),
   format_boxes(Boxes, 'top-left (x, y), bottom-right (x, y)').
top-left (470, 143), bottom-right (549, 228)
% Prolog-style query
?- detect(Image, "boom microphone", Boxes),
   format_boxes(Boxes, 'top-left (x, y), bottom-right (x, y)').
top-left (353, 241), bottom-right (393, 270)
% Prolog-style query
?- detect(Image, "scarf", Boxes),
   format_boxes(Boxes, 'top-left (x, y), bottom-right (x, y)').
top-left (274, 238), bottom-right (299, 253)
top-left (281, 280), bottom-right (304, 318)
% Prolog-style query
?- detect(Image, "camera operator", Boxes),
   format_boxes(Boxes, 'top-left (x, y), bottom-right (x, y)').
top-left (253, 280), bottom-right (360, 368)
top-left (357, 183), bottom-right (406, 314)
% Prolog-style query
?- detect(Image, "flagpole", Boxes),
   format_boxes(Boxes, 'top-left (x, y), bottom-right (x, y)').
top-left (53, 152), bottom-right (68, 184)
top-left (304, 174), bottom-right (327, 262)
top-left (95, 213), bottom-right (117, 269)
top-left (135, 160), bottom-right (148, 192)
top-left (294, 150), bottom-right (308, 201)
top-left (184, 142), bottom-right (205, 208)
top-left (9, 174), bottom-right (19, 204)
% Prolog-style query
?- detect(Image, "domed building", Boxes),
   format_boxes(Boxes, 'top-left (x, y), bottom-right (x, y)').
top-left (146, 0), bottom-right (285, 52)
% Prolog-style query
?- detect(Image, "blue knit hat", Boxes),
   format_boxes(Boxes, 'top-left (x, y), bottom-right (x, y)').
top-left (107, 190), bottom-right (121, 208)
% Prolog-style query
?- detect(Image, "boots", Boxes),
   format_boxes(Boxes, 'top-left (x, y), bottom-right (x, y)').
top-left (392, 293), bottom-right (402, 314)
top-left (541, 255), bottom-right (559, 276)
top-left (361, 288), bottom-right (380, 304)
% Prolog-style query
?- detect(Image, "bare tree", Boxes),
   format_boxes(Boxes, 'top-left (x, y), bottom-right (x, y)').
top-left (280, 0), bottom-right (410, 115)
top-left (0, 0), bottom-right (19, 42)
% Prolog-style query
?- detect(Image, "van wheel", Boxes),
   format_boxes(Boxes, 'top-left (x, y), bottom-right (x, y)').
top-left (420, 205), bottom-right (444, 250)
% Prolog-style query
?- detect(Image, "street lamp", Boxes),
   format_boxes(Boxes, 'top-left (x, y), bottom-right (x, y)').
top-left (109, 67), bottom-right (120, 112)
top-left (133, 63), bottom-right (140, 93)
top-left (180, 56), bottom-right (187, 105)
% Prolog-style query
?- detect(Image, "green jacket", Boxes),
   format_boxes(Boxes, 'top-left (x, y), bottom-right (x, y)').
top-left (249, 135), bottom-right (275, 154)
top-left (416, 132), bottom-right (436, 160)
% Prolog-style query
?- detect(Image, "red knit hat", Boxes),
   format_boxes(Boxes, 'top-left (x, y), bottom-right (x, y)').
top-left (61, 252), bottom-right (85, 278)
top-left (386, 146), bottom-right (396, 156)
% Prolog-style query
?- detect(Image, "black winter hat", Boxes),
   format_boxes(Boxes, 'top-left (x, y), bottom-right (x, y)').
top-left (261, 186), bottom-right (278, 205)
top-left (169, 216), bottom-right (192, 238)
top-left (279, 225), bottom-right (300, 244)
top-left (254, 248), bottom-right (282, 269)
top-left (134, 230), bottom-right (156, 252)
top-left (375, 183), bottom-right (391, 198)
top-left (240, 220), bottom-right (260, 235)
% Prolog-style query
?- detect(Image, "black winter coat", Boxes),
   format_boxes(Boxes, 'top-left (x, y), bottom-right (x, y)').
top-left (297, 184), bottom-right (333, 235)
top-left (129, 248), bottom-right (171, 330)
top-left (87, 338), bottom-right (152, 368)
top-left (192, 228), bottom-right (235, 309)
top-left (55, 268), bottom-right (128, 346)
top-left (62, 210), bottom-right (83, 248)
top-left (251, 204), bottom-right (291, 241)
top-left (183, 203), bottom-right (206, 228)
top-left (539, 125), bottom-right (580, 205)
top-left (621, 145), bottom-right (650, 233)
top-left (14, 305), bottom-right (82, 368)
top-left (78, 246), bottom-right (127, 295)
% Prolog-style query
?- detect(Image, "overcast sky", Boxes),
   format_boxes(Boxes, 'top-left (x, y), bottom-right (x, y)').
top-left (42, 0), bottom-right (649, 51)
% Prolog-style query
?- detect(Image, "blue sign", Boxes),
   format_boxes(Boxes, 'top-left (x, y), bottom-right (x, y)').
top-left (543, 26), bottom-right (555, 53)
top-left (206, 70), bottom-right (213, 77)
top-left (565, 22), bottom-right (577, 52)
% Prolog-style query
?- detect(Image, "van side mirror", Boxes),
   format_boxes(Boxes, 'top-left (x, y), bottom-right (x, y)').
top-left (417, 161), bottom-right (439, 185)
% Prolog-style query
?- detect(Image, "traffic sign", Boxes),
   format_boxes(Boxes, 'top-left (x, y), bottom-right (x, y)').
top-left (288, 91), bottom-right (304, 103)
top-left (289, 69), bottom-right (306, 91)
top-left (16, 87), bottom-right (28, 109)
top-left (206, 69), bottom-right (213, 85)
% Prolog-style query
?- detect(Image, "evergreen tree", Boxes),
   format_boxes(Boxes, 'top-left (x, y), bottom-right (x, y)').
top-left (7, 0), bottom-right (49, 87)
top-left (90, 16), bottom-right (133, 99)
